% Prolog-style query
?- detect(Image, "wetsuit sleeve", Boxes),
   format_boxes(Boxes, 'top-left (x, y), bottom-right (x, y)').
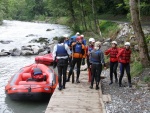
top-left (100, 51), bottom-right (105, 65)
top-left (52, 45), bottom-right (57, 60)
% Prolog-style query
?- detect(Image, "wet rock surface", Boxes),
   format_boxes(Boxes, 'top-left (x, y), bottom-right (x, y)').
top-left (101, 69), bottom-right (150, 113)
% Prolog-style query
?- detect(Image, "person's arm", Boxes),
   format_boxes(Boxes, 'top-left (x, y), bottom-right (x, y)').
top-left (52, 45), bottom-right (57, 60)
top-left (105, 48), bottom-right (111, 55)
top-left (65, 44), bottom-right (71, 56)
top-left (117, 48), bottom-right (124, 59)
top-left (82, 45), bottom-right (86, 58)
top-left (100, 51), bottom-right (105, 65)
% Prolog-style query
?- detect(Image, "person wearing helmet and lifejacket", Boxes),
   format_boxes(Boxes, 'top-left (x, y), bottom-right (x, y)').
top-left (63, 34), bottom-right (70, 46)
top-left (89, 41), bottom-right (106, 90)
top-left (53, 37), bottom-right (71, 90)
top-left (66, 36), bottom-right (86, 83)
top-left (69, 32), bottom-right (80, 52)
top-left (105, 41), bottom-right (119, 85)
top-left (117, 42), bottom-right (132, 87)
top-left (86, 38), bottom-right (95, 82)
top-left (80, 34), bottom-right (86, 46)
top-left (70, 32), bottom-right (80, 44)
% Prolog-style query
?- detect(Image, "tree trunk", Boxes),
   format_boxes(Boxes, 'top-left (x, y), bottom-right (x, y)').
top-left (91, 0), bottom-right (98, 33)
top-left (81, 0), bottom-right (87, 30)
top-left (129, 0), bottom-right (150, 67)
top-left (68, 0), bottom-right (77, 29)
top-left (79, 0), bottom-right (85, 31)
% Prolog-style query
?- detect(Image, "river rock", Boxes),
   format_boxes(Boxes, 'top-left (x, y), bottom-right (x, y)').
top-left (45, 46), bottom-right (51, 53)
top-left (11, 48), bottom-right (21, 56)
top-left (31, 45), bottom-right (40, 55)
top-left (0, 52), bottom-right (8, 56)
top-left (29, 37), bottom-right (49, 44)
top-left (21, 50), bottom-right (34, 56)
top-left (46, 28), bottom-right (54, 31)
top-left (26, 34), bottom-right (37, 37)
top-left (38, 51), bottom-right (48, 55)
top-left (21, 46), bottom-right (32, 50)
top-left (0, 40), bottom-right (13, 44)
top-left (1, 49), bottom-right (11, 55)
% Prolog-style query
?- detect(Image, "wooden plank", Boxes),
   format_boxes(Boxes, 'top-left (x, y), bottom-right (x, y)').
top-left (45, 69), bottom-right (105, 113)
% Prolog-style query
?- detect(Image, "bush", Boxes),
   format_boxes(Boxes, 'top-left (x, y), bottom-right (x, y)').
top-left (143, 76), bottom-right (150, 83)
top-left (131, 61), bottom-right (143, 77)
top-left (99, 20), bottom-right (119, 38)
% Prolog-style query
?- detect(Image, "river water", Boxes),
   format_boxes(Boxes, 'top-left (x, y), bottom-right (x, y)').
top-left (0, 20), bottom-right (71, 113)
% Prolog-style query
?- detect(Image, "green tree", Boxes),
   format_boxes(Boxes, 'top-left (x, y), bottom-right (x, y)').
top-left (130, 0), bottom-right (150, 67)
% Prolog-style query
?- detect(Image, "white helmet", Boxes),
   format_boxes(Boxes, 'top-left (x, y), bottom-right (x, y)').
top-left (111, 41), bottom-right (117, 45)
top-left (76, 32), bottom-right (80, 35)
top-left (81, 34), bottom-right (84, 37)
top-left (63, 34), bottom-right (69, 38)
top-left (125, 42), bottom-right (130, 46)
top-left (89, 38), bottom-right (95, 42)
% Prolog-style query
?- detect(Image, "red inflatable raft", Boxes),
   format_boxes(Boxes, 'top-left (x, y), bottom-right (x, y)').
top-left (35, 53), bottom-right (53, 65)
top-left (5, 64), bottom-right (58, 100)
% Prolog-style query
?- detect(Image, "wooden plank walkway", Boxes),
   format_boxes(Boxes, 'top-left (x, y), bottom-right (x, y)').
top-left (45, 70), bottom-right (106, 113)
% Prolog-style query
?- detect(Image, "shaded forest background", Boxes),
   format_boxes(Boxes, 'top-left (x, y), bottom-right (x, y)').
top-left (0, 0), bottom-right (150, 32)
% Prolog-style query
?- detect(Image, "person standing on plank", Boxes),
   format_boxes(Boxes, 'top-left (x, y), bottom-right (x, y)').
top-left (89, 41), bottom-right (106, 90)
top-left (86, 38), bottom-right (95, 82)
top-left (53, 37), bottom-right (71, 90)
top-left (66, 36), bottom-right (86, 83)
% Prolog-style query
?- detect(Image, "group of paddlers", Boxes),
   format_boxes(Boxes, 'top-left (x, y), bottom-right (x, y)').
top-left (52, 32), bottom-right (132, 90)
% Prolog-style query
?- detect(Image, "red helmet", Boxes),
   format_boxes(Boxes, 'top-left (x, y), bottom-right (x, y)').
top-left (76, 36), bottom-right (82, 41)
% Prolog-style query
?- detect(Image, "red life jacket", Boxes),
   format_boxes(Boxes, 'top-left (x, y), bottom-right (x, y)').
top-left (31, 68), bottom-right (44, 81)
top-left (86, 45), bottom-right (94, 58)
top-left (119, 48), bottom-right (131, 63)
top-left (105, 47), bottom-right (119, 62)
top-left (110, 48), bottom-right (119, 62)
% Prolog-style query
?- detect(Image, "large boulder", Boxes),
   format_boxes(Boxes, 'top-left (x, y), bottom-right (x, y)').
top-left (29, 37), bottom-right (50, 44)
top-left (31, 45), bottom-right (40, 55)
top-left (0, 40), bottom-right (13, 44)
top-left (1, 49), bottom-right (11, 55)
top-left (21, 50), bottom-right (34, 56)
top-left (0, 52), bottom-right (8, 56)
top-left (46, 28), bottom-right (54, 31)
top-left (11, 48), bottom-right (21, 56)
top-left (38, 50), bottom-right (48, 55)
top-left (21, 46), bottom-right (32, 50)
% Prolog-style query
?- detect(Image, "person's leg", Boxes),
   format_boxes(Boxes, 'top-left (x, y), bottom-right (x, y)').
top-left (76, 58), bottom-right (82, 83)
top-left (125, 63), bottom-right (132, 87)
top-left (66, 59), bottom-right (76, 82)
top-left (87, 58), bottom-right (92, 82)
top-left (57, 66), bottom-right (63, 90)
top-left (119, 63), bottom-right (125, 87)
top-left (90, 64), bottom-right (96, 88)
top-left (113, 62), bottom-right (118, 83)
top-left (95, 64), bottom-right (102, 90)
top-left (109, 62), bottom-right (114, 85)
top-left (62, 64), bottom-right (68, 89)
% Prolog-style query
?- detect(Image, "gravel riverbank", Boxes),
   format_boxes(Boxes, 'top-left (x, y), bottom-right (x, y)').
top-left (101, 69), bottom-right (150, 113)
